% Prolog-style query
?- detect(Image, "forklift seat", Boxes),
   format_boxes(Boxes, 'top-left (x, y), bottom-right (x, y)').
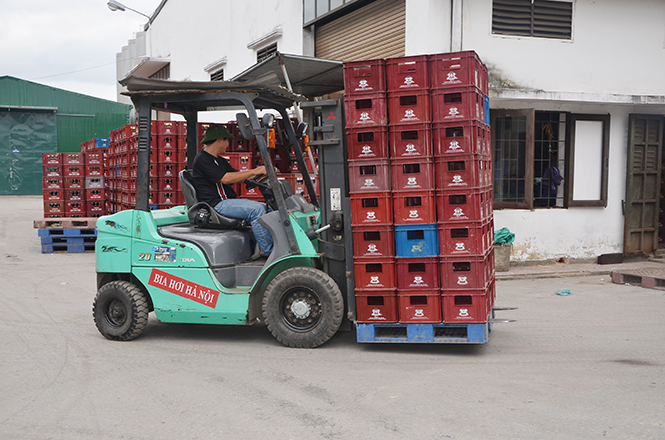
top-left (179, 169), bottom-right (248, 230)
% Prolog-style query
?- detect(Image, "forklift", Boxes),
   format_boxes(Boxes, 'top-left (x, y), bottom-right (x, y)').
top-left (93, 74), bottom-right (354, 348)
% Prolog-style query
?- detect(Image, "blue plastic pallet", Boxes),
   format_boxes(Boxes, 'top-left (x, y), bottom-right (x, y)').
top-left (41, 242), bottom-right (95, 253)
top-left (40, 236), bottom-right (96, 245)
top-left (37, 228), bottom-right (97, 238)
top-left (357, 321), bottom-right (489, 344)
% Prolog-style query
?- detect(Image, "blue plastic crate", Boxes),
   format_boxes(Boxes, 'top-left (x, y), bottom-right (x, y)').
top-left (395, 224), bottom-right (439, 257)
top-left (95, 138), bottom-right (110, 149)
top-left (484, 95), bottom-right (490, 126)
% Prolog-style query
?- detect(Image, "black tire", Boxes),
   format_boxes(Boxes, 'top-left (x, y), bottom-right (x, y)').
top-left (262, 267), bottom-right (344, 348)
top-left (93, 280), bottom-right (149, 341)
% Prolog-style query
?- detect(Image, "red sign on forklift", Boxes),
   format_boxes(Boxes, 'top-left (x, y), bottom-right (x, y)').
top-left (148, 268), bottom-right (219, 308)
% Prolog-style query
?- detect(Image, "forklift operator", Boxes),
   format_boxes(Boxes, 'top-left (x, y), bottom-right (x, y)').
top-left (192, 124), bottom-right (274, 256)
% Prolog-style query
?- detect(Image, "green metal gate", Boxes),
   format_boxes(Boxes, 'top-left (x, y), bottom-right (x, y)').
top-left (0, 109), bottom-right (57, 195)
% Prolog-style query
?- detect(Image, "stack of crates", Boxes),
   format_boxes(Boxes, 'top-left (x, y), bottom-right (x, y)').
top-left (41, 146), bottom-right (108, 218)
top-left (430, 51), bottom-right (494, 324)
top-left (345, 50), bottom-right (495, 326)
top-left (150, 121), bottom-right (187, 209)
top-left (343, 59), bottom-right (398, 323)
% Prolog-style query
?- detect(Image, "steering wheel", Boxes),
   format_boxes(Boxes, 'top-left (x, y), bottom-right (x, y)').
top-left (244, 175), bottom-right (278, 211)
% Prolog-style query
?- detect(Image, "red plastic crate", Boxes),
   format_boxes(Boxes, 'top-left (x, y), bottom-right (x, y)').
top-left (346, 127), bottom-right (389, 160)
top-left (64, 189), bottom-right (84, 202)
top-left (177, 121), bottom-right (188, 136)
top-left (85, 151), bottom-right (104, 166)
top-left (158, 135), bottom-right (177, 149)
top-left (438, 221), bottom-right (493, 257)
top-left (344, 93), bottom-right (388, 128)
top-left (87, 200), bottom-right (105, 216)
top-left (440, 253), bottom-right (493, 290)
top-left (43, 165), bottom-right (63, 178)
top-left (85, 176), bottom-right (105, 189)
top-left (86, 165), bottom-right (103, 177)
top-left (43, 201), bottom-right (64, 216)
top-left (63, 152), bottom-right (85, 166)
top-left (352, 225), bottom-right (395, 258)
top-left (388, 91), bottom-right (431, 125)
top-left (43, 189), bottom-right (64, 202)
top-left (353, 258), bottom-right (396, 290)
top-left (348, 159), bottom-right (391, 193)
top-left (391, 158), bottom-right (435, 191)
top-left (392, 190), bottom-right (436, 225)
top-left (355, 290), bottom-right (398, 323)
top-left (343, 59), bottom-right (386, 94)
top-left (350, 192), bottom-right (393, 226)
top-left (386, 55), bottom-right (430, 91)
top-left (431, 86), bottom-right (485, 124)
top-left (64, 165), bottom-right (85, 177)
top-left (430, 51), bottom-right (488, 93)
top-left (157, 121), bottom-right (178, 136)
top-left (86, 188), bottom-right (105, 200)
top-left (432, 122), bottom-right (490, 156)
top-left (42, 176), bottom-right (63, 190)
top-left (436, 188), bottom-right (493, 223)
top-left (158, 177), bottom-right (179, 192)
top-left (64, 177), bottom-right (84, 189)
top-left (158, 191), bottom-right (177, 205)
top-left (389, 123), bottom-right (432, 158)
top-left (198, 122), bottom-right (214, 138)
top-left (435, 157), bottom-right (491, 190)
top-left (223, 153), bottom-right (253, 172)
top-left (158, 149), bottom-right (177, 164)
top-left (441, 292), bottom-right (490, 323)
top-left (65, 201), bottom-right (85, 215)
top-left (398, 292), bottom-right (442, 323)
top-left (42, 153), bottom-right (62, 166)
top-left (177, 135), bottom-right (188, 150)
top-left (396, 257), bottom-right (440, 290)
top-left (158, 164), bottom-right (178, 177)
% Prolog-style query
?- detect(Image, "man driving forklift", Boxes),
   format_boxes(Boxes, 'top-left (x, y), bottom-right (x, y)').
top-left (192, 124), bottom-right (274, 256)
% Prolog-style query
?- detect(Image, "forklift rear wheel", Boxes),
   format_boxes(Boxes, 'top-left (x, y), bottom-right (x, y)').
top-left (262, 267), bottom-right (343, 348)
top-left (93, 280), bottom-right (149, 341)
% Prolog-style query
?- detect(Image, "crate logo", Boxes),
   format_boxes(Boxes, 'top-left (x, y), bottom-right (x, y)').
top-left (409, 210), bottom-right (420, 219)
top-left (450, 175), bottom-right (466, 186)
top-left (361, 145), bottom-right (374, 156)
top-left (367, 243), bottom-right (380, 254)
top-left (411, 244), bottom-right (423, 253)
top-left (363, 178), bottom-right (378, 189)
top-left (457, 276), bottom-right (469, 286)
top-left (445, 72), bottom-right (461, 84)
top-left (412, 276), bottom-right (425, 286)
top-left (370, 308), bottom-right (386, 320)
top-left (406, 177), bottom-right (419, 187)
top-left (447, 140), bottom-right (462, 153)
top-left (359, 112), bottom-right (373, 124)
top-left (356, 80), bottom-right (373, 91)
top-left (455, 242), bottom-right (466, 252)
top-left (405, 143), bottom-right (418, 155)
top-left (402, 109), bottom-right (419, 122)
top-left (414, 309), bottom-right (425, 318)
top-left (148, 268), bottom-right (219, 308)
top-left (401, 76), bottom-right (417, 88)
top-left (452, 207), bottom-right (468, 219)
top-left (447, 107), bottom-right (461, 118)
top-left (458, 308), bottom-right (470, 318)
top-left (366, 211), bottom-right (377, 221)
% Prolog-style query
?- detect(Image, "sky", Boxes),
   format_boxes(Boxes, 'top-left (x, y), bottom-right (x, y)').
top-left (0, 0), bottom-right (163, 102)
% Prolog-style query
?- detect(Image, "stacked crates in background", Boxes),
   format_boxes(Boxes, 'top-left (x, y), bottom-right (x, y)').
top-left (387, 55), bottom-right (441, 324)
top-left (345, 50), bottom-right (495, 325)
top-left (430, 51), bottom-right (494, 324)
top-left (42, 153), bottom-right (65, 218)
top-left (343, 59), bottom-right (398, 323)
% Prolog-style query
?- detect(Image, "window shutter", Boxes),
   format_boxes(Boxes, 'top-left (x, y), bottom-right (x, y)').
top-left (492, 0), bottom-right (572, 40)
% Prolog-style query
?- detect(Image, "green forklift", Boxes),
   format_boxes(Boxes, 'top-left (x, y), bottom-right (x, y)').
top-left (93, 72), bottom-right (353, 348)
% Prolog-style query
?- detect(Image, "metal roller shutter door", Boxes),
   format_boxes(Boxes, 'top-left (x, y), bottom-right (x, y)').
top-left (316, 0), bottom-right (405, 61)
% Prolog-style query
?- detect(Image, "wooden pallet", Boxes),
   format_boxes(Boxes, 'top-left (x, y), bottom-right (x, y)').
top-left (33, 217), bottom-right (98, 229)
top-left (610, 268), bottom-right (665, 290)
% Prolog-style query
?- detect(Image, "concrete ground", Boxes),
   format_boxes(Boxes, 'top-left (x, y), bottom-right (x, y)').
top-left (1, 195), bottom-right (663, 440)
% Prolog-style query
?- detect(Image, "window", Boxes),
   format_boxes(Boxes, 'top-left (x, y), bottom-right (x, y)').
top-left (210, 69), bottom-right (224, 81)
top-left (304, 0), bottom-right (358, 26)
top-left (257, 43), bottom-right (278, 63)
top-left (492, 0), bottom-right (573, 40)
top-left (492, 110), bottom-right (610, 209)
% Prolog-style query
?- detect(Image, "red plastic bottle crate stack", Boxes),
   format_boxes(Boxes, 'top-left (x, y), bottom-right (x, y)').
top-left (386, 55), bottom-right (441, 324)
top-left (430, 51), bottom-right (494, 323)
top-left (343, 59), bottom-right (398, 324)
top-left (345, 51), bottom-right (495, 324)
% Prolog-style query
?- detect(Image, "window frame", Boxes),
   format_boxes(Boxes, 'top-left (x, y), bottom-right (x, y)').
top-left (566, 113), bottom-right (611, 207)
top-left (491, 0), bottom-right (573, 40)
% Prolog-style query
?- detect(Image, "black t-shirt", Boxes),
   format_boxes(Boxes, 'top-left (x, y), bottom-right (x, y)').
top-left (192, 150), bottom-right (238, 206)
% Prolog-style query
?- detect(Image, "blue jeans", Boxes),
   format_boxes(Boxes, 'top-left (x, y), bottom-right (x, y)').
top-left (214, 199), bottom-right (273, 255)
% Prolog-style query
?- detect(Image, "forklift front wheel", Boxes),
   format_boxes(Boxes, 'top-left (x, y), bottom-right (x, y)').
top-left (262, 267), bottom-right (343, 348)
top-left (93, 280), bottom-right (149, 341)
